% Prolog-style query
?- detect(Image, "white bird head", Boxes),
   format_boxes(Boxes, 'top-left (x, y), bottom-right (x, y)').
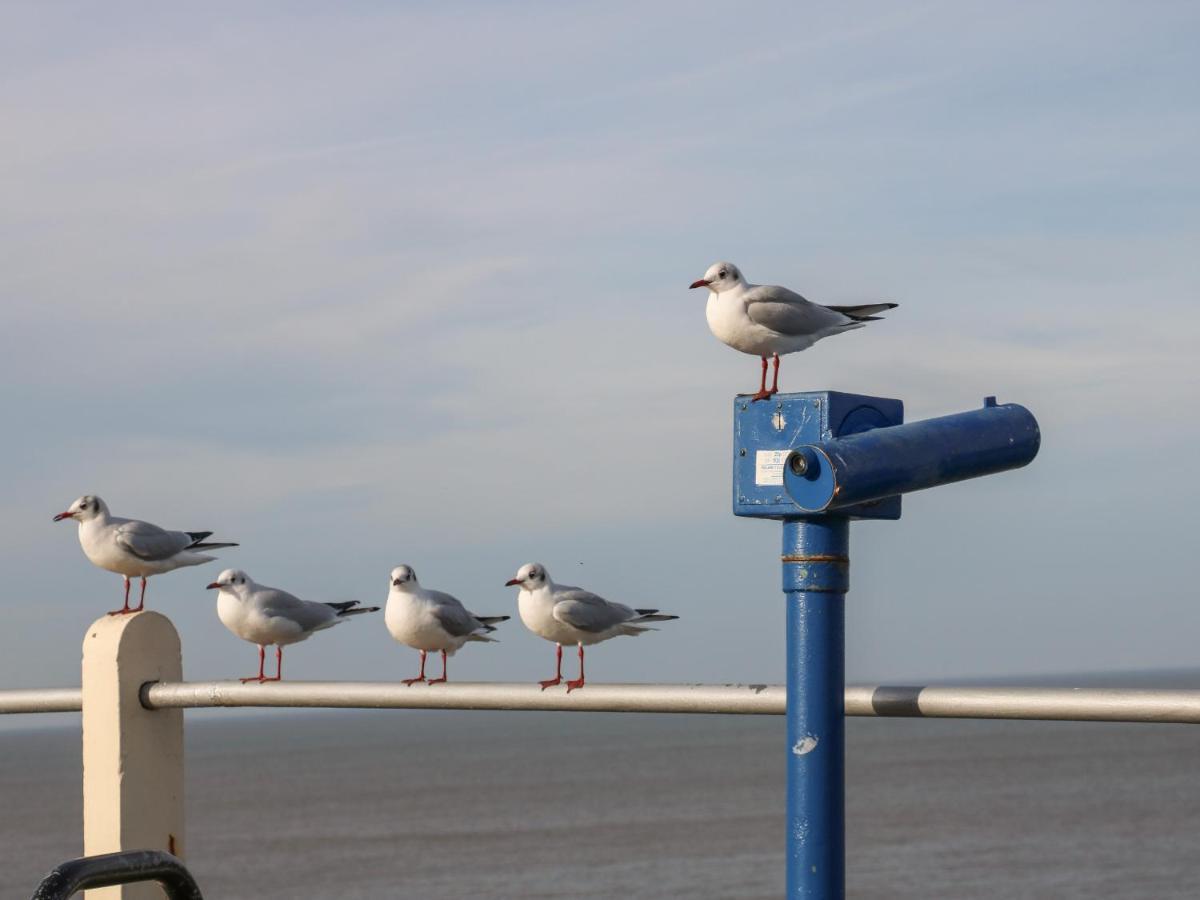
top-left (390, 565), bottom-right (419, 589)
top-left (689, 261), bottom-right (746, 294)
top-left (207, 568), bottom-right (251, 592)
top-left (53, 494), bottom-right (108, 523)
top-left (506, 562), bottom-right (548, 590)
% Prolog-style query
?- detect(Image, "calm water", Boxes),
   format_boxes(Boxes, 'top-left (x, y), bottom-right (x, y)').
top-left (2, 710), bottom-right (1199, 898)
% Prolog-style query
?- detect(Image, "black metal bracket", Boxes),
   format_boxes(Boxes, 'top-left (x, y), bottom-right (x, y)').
top-left (31, 850), bottom-right (203, 900)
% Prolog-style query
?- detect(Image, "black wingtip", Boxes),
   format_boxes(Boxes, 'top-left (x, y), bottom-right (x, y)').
top-left (826, 302), bottom-right (899, 322)
top-left (332, 604), bottom-right (381, 616)
top-left (635, 611), bottom-right (679, 622)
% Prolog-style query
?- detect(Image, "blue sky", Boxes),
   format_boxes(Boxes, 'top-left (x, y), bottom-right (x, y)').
top-left (1, 2), bottom-right (1197, 690)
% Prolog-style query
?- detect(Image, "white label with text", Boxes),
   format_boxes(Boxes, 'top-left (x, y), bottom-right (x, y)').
top-left (755, 450), bottom-right (788, 486)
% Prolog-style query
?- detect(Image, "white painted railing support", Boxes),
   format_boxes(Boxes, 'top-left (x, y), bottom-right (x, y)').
top-left (81, 612), bottom-right (185, 900)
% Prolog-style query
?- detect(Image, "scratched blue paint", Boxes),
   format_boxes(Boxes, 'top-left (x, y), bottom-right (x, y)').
top-left (732, 392), bottom-right (903, 521)
top-left (733, 391), bottom-right (1041, 899)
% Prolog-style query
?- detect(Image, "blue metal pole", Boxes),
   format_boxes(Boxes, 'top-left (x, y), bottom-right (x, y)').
top-left (782, 516), bottom-right (848, 899)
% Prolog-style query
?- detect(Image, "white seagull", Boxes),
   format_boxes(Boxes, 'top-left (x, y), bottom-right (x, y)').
top-left (385, 565), bottom-right (510, 685)
top-left (53, 494), bottom-right (238, 615)
top-left (506, 563), bottom-right (678, 692)
top-left (690, 261), bottom-right (898, 401)
top-left (207, 568), bottom-right (380, 683)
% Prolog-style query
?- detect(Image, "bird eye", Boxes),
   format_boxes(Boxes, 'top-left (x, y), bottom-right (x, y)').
top-left (719, 270), bottom-right (727, 278)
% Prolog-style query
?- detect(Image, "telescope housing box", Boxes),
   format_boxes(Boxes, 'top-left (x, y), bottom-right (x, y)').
top-left (732, 391), bottom-right (903, 520)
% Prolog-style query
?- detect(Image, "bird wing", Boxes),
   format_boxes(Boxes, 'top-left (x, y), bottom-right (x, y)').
top-left (255, 588), bottom-right (334, 633)
top-left (113, 519), bottom-right (194, 561)
top-left (427, 590), bottom-right (481, 637)
top-left (551, 588), bottom-right (633, 633)
top-left (743, 284), bottom-right (848, 336)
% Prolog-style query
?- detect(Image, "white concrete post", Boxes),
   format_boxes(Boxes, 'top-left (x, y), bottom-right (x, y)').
top-left (81, 612), bottom-right (185, 900)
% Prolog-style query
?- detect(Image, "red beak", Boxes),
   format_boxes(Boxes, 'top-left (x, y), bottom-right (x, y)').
top-left (689, 279), bottom-right (710, 290)
top-left (205, 582), bottom-right (221, 590)
top-left (52, 511), bottom-right (74, 522)
top-left (505, 578), bottom-right (521, 587)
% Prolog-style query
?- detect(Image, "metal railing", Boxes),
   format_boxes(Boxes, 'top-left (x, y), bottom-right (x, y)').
top-left (7, 681), bottom-right (1200, 724)
top-left (0, 688), bottom-right (81, 714)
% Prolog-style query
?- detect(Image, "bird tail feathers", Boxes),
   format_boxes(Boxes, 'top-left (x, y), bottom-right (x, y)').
top-left (825, 302), bottom-right (898, 322)
top-left (324, 601), bottom-right (381, 617)
top-left (633, 608), bottom-right (679, 623)
top-left (185, 532), bottom-right (238, 551)
top-left (475, 615), bottom-right (511, 627)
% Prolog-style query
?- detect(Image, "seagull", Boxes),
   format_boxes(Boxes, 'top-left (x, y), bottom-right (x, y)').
top-left (690, 261), bottom-right (898, 401)
top-left (385, 565), bottom-right (510, 685)
top-left (505, 563), bottom-right (678, 692)
top-left (207, 568), bottom-right (380, 683)
top-left (53, 494), bottom-right (238, 615)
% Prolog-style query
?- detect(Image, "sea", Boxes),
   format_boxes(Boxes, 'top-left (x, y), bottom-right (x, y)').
top-left (3, 699), bottom-right (1200, 899)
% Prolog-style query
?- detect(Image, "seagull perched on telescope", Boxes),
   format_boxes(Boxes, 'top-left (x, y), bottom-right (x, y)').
top-left (385, 565), bottom-right (510, 685)
top-left (208, 569), bottom-right (379, 683)
top-left (53, 494), bottom-right (237, 615)
top-left (690, 261), bottom-right (898, 401)
top-left (506, 563), bottom-right (678, 692)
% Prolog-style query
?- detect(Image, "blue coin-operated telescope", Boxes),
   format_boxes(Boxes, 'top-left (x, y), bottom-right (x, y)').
top-left (733, 391), bottom-right (1040, 899)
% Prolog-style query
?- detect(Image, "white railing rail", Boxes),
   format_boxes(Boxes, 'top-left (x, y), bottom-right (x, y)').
top-left (9, 682), bottom-right (1200, 724)
top-left (0, 687), bottom-right (81, 713)
top-left (141, 680), bottom-right (784, 714)
top-left (845, 684), bottom-right (1200, 724)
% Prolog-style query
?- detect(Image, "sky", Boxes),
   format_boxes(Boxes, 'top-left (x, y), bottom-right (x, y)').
top-left (1, 1), bottom-right (1198, 692)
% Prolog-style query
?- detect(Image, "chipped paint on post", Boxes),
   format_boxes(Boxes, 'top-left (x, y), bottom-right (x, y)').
top-left (792, 735), bottom-right (819, 756)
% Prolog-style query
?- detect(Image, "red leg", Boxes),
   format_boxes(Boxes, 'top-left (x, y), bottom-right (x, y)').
top-left (566, 644), bottom-right (586, 693)
top-left (265, 646), bottom-right (283, 682)
top-left (241, 645), bottom-right (267, 683)
top-left (403, 650), bottom-right (428, 685)
top-left (539, 644), bottom-right (563, 690)
top-left (769, 353), bottom-right (780, 396)
top-left (108, 576), bottom-right (133, 616)
top-left (132, 576), bottom-right (147, 613)
top-left (428, 650), bottom-right (449, 685)
top-left (750, 357), bottom-right (772, 402)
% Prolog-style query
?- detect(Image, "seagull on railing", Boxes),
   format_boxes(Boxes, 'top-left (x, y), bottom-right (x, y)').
top-left (207, 568), bottom-right (379, 683)
top-left (690, 261), bottom-right (898, 402)
top-left (506, 563), bottom-right (678, 692)
top-left (385, 565), bottom-right (510, 685)
top-left (53, 494), bottom-right (238, 615)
